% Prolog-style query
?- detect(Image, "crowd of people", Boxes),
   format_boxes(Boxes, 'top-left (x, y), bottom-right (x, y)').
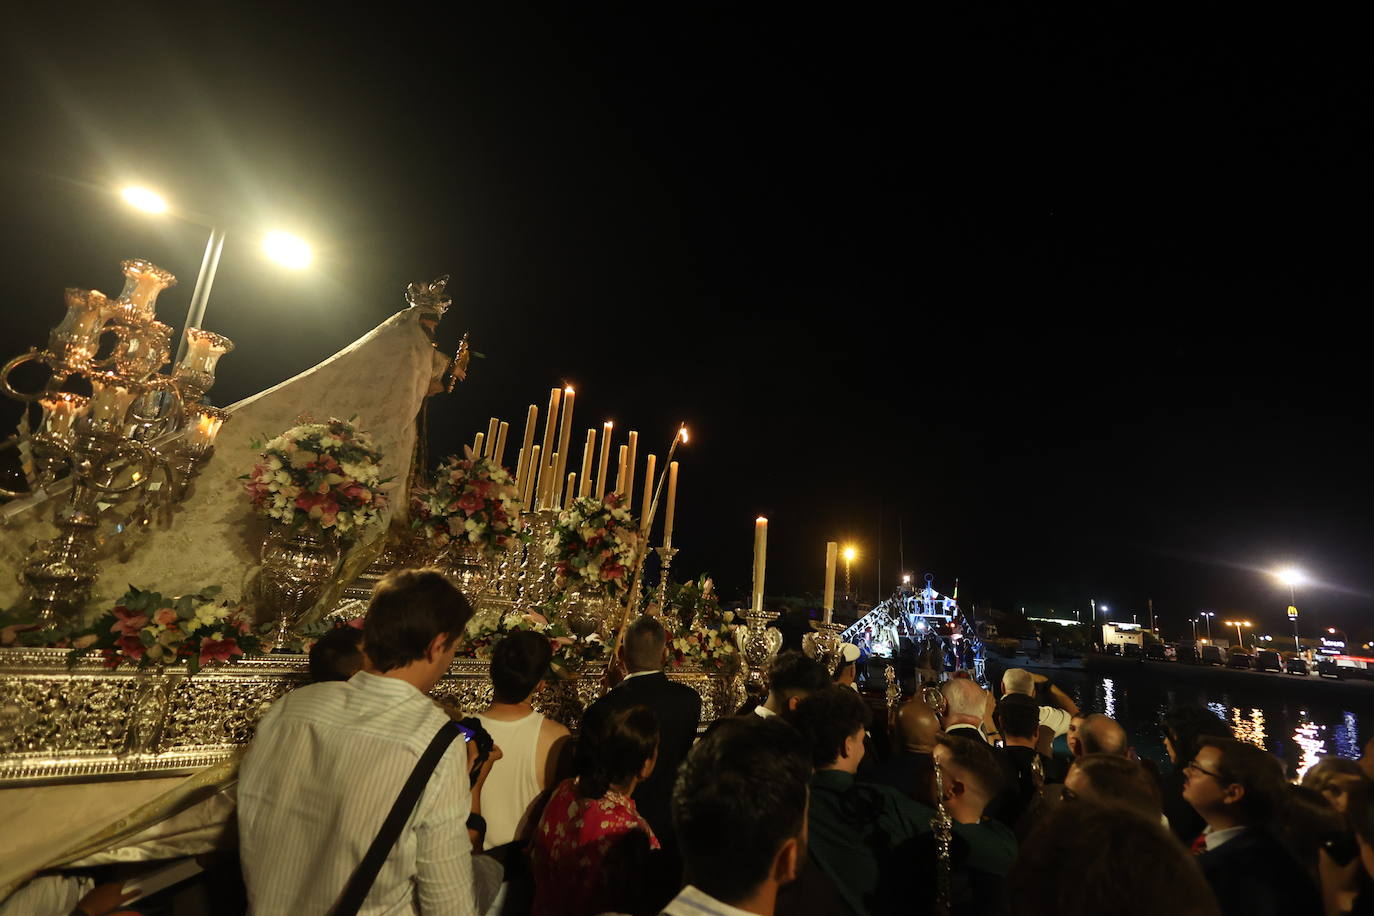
top-left (35, 569), bottom-right (1374, 916)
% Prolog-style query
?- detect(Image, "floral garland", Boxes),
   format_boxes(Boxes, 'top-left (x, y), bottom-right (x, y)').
top-left (669, 617), bottom-right (740, 673)
top-left (243, 417), bottom-right (390, 536)
top-left (544, 494), bottom-right (640, 600)
top-left (65, 586), bottom-right (261, 674)
top-left (411, 453), bottom-right (523, 556)
top-left (457, 605), bottom-right (608, 678)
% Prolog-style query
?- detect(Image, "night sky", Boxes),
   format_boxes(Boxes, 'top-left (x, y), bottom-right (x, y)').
top-left (3, 6), bottom-right (1370, 640)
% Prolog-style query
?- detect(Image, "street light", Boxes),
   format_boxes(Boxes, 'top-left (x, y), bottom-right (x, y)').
top-left (119, 186), bottom-right (312, 364)
top-left (1275, 567), bottom-right (1305, 653)
top-left (842, 546), bottom-right (857, 602)
top-left (1191, 618), bottom-right (1199, 641)
top-left (1223, 619), bottom-right (1252, 649)
top-left (1200, 611), bottom-right (1215, 642)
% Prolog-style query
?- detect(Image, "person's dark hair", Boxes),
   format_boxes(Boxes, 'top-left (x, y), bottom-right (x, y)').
top-left (673, 717), bottom-right (810, 906)
top-left (576, 705), bottom-right (659, 799)
top-left (362, 569), bottom-right (472, 673)
top-left (787, 685), bottom-right (871, 768)
top-left (1348, 780), bottom-right (1374, 844)
top-left (489, 630), bottom-right (552, 704)
top-left (767, 650), bottom-right (831, 699)
top-left (623, 615), bottom-right (667, 672)
top-left (1071, 754), bottom-right (1162, 819)
top-left (1011, 802), bottom-right (1222, 916)
top-left (1196, 736), bottom-right (1289, 824)
top-left (308, 625), bottom-right (364, 683)
top-left (935, 733), bottom-right (1008, 799)
top-left (1279, 785), bottom-right (1347, 884)
top-left (1163, 705), bottom-right (1232, 765)
top-left (994, 693), bottom-right (1040, 740)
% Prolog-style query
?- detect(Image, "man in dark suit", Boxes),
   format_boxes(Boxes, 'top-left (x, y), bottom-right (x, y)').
top-left (1185, 736), bottom-right (1320, 916)
top-left (580, 615), bottom-right (702, 852)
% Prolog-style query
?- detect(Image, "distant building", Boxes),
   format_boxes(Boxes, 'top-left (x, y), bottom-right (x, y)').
top-left (1101, 622), bottom-right (1145, 649)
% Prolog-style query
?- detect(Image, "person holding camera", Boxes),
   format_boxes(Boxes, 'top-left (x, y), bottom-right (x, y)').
top-left (239, 569), bottom-right (500, 916)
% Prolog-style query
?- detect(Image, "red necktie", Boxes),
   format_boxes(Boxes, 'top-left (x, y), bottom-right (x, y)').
top-left (1190, 833), bottom-right (1208, 855)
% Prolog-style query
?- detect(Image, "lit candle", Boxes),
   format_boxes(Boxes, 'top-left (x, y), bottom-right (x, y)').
top-left (523, 444), bottom-right (541, 507)
top-left (39, 393), bottom-right (88, 439)
top-left (484, 418), bottom-right (500, 458)
top-left (536, 387), bottom-right (561, 506)
top-left (596, 421), bottom-right (613, 498)
top-left (186, 407), bottom-right (228, 454)
top-left (516, 405), bottom-right (538, 496)
top-left (494, 421), bottom-right (510, 467)
top-left (752, 516), bottom-right (768, 613)
top-left (823, 542), bottom-right (838, 624)
top-left (623, 431), bottom-right (639, 509)
top-left (87, 378), bottom-right (136, 425)
top-left (614, 445), bottom-right (627, 497)
top-left (640, 454), bottom-right (657, 534)
top-left (578, 429), bottom-right (596, 498)
top-left (663, 460), bottom-right (678, 548)
top-left (553, 386), bottom-right (575, 502)
top-left (472, 432), bottom-right (485, 458)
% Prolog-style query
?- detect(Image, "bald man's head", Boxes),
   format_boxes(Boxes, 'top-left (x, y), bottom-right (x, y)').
top-left (895, 699), bottom-right (943, 753)
top-left (940, 677), bottom-right (988, 723)
top-left (1076, 714), bottom-right (1128, 757)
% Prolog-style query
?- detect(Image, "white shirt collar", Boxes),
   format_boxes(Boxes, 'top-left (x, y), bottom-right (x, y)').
top-left (753, 705), bottom-right (776, 718)
top-left (1202, 825), bottom-right (1248, 851)
top-left (661, 884), bottom-right (759, 916)
top-left (622, 669), bottom-right (662, 682)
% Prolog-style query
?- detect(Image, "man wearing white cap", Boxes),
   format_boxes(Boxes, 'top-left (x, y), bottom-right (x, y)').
top-left (833, 643), bottom-right (862, 691)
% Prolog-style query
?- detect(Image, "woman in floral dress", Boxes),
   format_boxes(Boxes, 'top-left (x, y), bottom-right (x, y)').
top-left (531, 705), bottom-right (660, 916)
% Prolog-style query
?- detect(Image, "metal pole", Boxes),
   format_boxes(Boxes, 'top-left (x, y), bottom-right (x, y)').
top-left (174, 226), bottom-right (226, 365)
top-left (1290, 584), bottom-right (1300, 653)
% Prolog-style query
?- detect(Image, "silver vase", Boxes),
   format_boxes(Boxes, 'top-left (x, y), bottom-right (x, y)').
top-left (434, 542), bottom-right (488, 605)
top-left (260, 526), bottom-right (341, 644)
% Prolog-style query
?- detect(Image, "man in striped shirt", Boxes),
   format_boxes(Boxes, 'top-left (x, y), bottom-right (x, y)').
top-left (239, 570), bottom-right (481, 915)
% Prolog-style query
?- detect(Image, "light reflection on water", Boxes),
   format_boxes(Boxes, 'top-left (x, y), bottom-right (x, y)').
top-left (1057, 671), bottom-right (1363, 778)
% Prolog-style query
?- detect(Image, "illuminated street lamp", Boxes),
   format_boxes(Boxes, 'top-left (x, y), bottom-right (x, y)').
top-left (1191, 618), bottom-right (1199, 641)
top-left (1200, 611), bottom-right (1215, 642)
top-left (119, 186), bottom-right (312, 364)
top-left (1275, 567), bottom-right (1306, 653)
top-left (1223, 619), bottom-right (1252, 649)
top-left (843, 545), bottom-right (857, 603)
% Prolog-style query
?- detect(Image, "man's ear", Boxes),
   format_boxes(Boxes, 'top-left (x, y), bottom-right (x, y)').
top-left (772, 835), bottom-right (801, 885)
top-left (1221, 782), bottom-right (1246, 808)
top-left (425, 633), bottom-right (455, 663)
top-left (786, 694), bottom-right (801, 713)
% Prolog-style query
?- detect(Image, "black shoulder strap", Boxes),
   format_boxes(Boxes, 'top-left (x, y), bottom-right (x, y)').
top-left (333, 721), bottom-right (465, 916)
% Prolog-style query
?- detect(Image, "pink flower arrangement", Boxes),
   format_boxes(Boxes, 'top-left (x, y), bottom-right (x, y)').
top-left (544, 494), bottom-right (640, 600)
top-left (243, 418), bottom-right (390, 538)
top-left (67, 585), bottom-right (262, 675)
top-left (411, 453), bottom-right (523, 557)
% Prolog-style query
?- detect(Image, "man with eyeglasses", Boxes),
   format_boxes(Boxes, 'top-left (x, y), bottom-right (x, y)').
top-left (1182, 737), bottom-right (1319, 916)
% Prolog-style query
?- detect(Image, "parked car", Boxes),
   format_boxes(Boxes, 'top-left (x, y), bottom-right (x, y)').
top-left (1145, 643), bottom-right (1168, 661)
top-left (1318, 659), bottom-right (1344, 679)
top-left (1123, 644), bottom-right (1145, 660)
top-left (1176, 645), bottom-right (1200, 664)
top-left (1227, 652), bottom-right (1253, 670)
top-left (1255, 650), bottom-right (1283, 673)
top-left (1285, 657), bottom-right (1309, 675)
top-left (1104, 643), bottom-right (1121, 655)
top-left (1200, 645), bottom-right (1224, 666)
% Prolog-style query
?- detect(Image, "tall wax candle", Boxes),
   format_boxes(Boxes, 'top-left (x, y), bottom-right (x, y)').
top-left (753, 517), bottom-right (768, 613)
top-left (542, 452), bottom-right (560, 510)
top-left (663, 460), bottom-right (678, 548)
top-left (524, 445), bottom-right (541, 507)
top-left (640, 454), bottom-right (657, 534)
top-left (536, 387), bottom-right (561, 507)
top-left (516, 405), bottom-right (538, 496)
top-left (565, 472), bottom-right (577, 508)
top-left (596, 421), bottom-right (613, 498)
top-left (553, 387), bottom-right (575, 506)
top-left (578, 429), bottom-right (596, 498)
top-left (614, 445), bottom-right (628, 497)
top-left (494, 421), bottom-right (510, 467)
top-left (623, 431), bottom-right (639, 508)
top-left (484, 417), bottom-right (500, 458)
top-left (823, 542), bottom-right (838, 623)
top-left (472, 432), bottom-right (485, 458)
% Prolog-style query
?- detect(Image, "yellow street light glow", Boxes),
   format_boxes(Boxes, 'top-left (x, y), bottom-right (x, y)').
top-left (1277, 567), bottom-right (1306, 587)
top-left (263, 231), bottom-right (312, 269)
top-left (843, 546), bottom-right (857, 563)
top-left (121, 186), bottom-right (168, 213)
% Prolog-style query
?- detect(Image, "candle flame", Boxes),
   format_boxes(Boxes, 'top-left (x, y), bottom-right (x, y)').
top-left (564, 385), bottom-right (575, 394)
top-left (757, 516), bottom-right (767, 523)
top-left (605, 420), bottom-right (614, 429)
top-left (679, 427), bottom-right (689, 443)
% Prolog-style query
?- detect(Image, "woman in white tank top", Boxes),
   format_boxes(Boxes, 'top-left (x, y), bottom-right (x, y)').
top-left (478, 631), bottom-right (572, 849)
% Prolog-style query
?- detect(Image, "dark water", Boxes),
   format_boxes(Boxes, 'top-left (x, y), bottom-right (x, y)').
top-left (1045, 669), bottom-right (1367, 779)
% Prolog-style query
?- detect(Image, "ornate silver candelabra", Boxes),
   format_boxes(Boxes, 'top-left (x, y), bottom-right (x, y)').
top-left (733, 606), bottom-right (782, 696)
top-left (653, 544), bottom-right (678, 610)
top-left (0, 260), bottom-right (233, 622)
top-left (802, 619), bottom-right (846, 675)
